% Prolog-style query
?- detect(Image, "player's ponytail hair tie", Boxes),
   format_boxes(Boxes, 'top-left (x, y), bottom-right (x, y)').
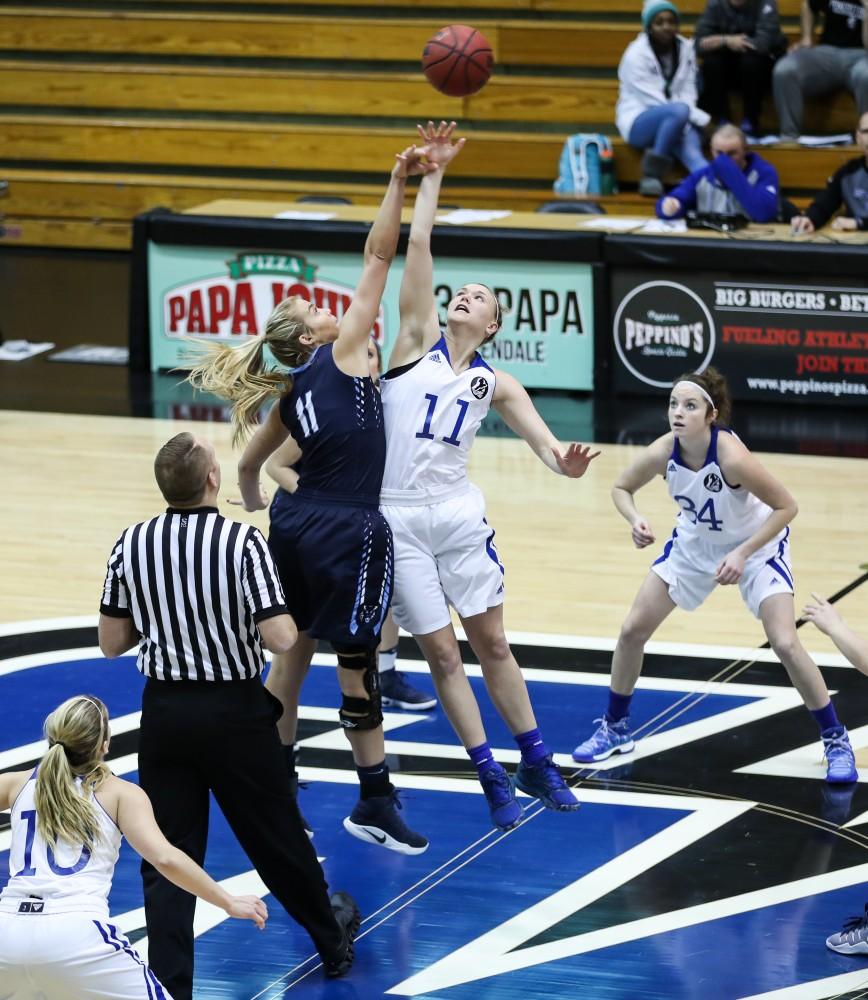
top-left (674, 379), bottom-right (716, 410)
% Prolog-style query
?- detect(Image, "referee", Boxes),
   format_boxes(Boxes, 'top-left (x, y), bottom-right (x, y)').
top-left (98, 431), bottom-right (360, 1000)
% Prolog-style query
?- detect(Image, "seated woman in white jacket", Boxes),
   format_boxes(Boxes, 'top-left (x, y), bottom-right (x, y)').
top-left (616, 0), bottom-right (710, 196)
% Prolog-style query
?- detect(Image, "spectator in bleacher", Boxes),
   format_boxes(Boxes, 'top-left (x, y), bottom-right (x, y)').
top-left (616, 1), bottom-right (711, 196)
top-left (694, 0), bottom-right (788, 138)
top-left (772, 0), bottom-right (868, 142)
top-left (790, 109), bottom-right (868, 229)
top-left (656, 123), bottom-right (780, 220)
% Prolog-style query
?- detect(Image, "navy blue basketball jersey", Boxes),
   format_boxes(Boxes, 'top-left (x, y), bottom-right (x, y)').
top-left (278, 344), bottom-right (385, 505)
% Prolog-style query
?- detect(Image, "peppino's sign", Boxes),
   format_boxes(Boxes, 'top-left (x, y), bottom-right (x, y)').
top-left (611, 270), bottom-right (868, 406)
top-left (613, 279), bottom-right (716, 388)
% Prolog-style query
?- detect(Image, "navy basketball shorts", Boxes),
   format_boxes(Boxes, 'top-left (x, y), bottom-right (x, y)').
top-left (268, 497), bottom-right (393, 646)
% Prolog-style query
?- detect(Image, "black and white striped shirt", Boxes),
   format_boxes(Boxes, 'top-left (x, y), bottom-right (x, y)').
top-left (100, 506), bottom-right (287, 681)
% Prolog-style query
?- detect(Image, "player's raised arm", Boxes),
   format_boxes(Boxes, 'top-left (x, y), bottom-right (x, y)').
top-left (390, 122), bottom-right (466, 370)
top-left (333, 144), bottom-right (431, 368)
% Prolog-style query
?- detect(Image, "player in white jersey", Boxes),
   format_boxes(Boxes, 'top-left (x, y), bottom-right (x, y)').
top-left (0, 695), bottom-right (266, 1000)
top-left (572, 368), bottom-right (857, 784)
top-left (380, 122), bottom-right (600, 831)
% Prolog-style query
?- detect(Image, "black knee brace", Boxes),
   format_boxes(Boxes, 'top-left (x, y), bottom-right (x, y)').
top-left (335, 645), bottom-right (382, 731)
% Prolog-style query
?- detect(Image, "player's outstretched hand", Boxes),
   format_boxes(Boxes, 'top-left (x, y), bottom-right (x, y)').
top-left (802, 592), bottom-right (842, 635)
top-left (393, 144), bottom-right (435, 179)
top-left (630, 518), bottom-right (655, 549)
top-left (416, 120), bottom-right (466, 169)
top-left (715, 550), bottom-right (745, 585)
top-left (552, 443), bottom-right (601, 478)
top-left (225, 894), bottom-right (268, 929)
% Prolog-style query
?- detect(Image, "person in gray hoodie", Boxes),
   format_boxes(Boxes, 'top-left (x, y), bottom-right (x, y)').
top-left (694, 0), bottom-right (788, 136)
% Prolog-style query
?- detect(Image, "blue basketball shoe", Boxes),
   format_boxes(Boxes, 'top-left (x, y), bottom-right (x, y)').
top-left (514, 754), bottom-right (579, 811)
top-left (823, 726), bottom-right (858, 784)
top-left (479, 764), bottom-right (523, 831)
top-left (826, 905), bottom-right (868, 955)
top-left (379, 668), bottom-right (437, 710)
top-left (343, 790), bottom-right (429, 854)
top-left (572, 716), bottom-right (634, 763)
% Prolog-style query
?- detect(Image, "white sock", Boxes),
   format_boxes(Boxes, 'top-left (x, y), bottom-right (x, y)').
top-left (378, 646), bottom-right (398, 674)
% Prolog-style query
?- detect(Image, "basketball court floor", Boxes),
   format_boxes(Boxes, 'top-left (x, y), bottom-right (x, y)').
top-left (3, 390), bottom-right (868, 999)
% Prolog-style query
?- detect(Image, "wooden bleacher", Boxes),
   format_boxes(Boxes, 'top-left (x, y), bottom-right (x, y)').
top-left (0, 1), bottom-right (856, 251)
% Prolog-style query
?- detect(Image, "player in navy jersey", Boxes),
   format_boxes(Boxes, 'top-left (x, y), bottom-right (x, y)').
top-left (0, 696), bottom-right (267, 1000)
top-left (572, 367), bottom-right (857, 784)
top-left (379, 122), bottom-right (600, 831)
top-left (240, 338), bottom-right (436, 838)
top-left (188, 142), bottom-right (432, 854)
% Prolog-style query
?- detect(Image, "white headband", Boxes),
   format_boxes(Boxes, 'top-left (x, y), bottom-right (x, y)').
top-left (674, 380), bottom-right (716, 409)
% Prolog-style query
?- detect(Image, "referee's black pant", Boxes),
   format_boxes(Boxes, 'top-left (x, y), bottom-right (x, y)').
top-left (137, 676), bottom-right (344, 1000)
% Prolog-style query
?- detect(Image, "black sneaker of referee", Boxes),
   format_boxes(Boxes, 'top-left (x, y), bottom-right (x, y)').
top-left (322, 892), bottom-right (361, 977)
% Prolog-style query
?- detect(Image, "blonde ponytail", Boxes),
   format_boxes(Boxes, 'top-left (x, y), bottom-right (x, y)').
top-left (184, 297), bottom-right (314, 448)
top-left (35, 696), bottom-right (112, 850)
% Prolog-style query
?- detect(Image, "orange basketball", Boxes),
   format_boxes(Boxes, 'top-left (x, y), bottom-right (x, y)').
top-left (422, 25), bottom-right (494, 98)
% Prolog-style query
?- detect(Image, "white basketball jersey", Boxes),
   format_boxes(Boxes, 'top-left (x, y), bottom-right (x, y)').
top-left (380, 335), bottom-right (496, 504)
top-left (2, 771), bottom-right (121, 912)
top-left (665, 426), bottom-right (772, 548)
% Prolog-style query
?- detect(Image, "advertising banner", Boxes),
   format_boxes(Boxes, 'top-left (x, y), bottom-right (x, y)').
top-left (611, 269), bottom-right (868, 406)
top-left (147, 243), bottom-right (595, 390)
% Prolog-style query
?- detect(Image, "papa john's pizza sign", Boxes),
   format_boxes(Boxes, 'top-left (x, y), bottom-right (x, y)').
top-left (148, 247), bottom-right (385, 371)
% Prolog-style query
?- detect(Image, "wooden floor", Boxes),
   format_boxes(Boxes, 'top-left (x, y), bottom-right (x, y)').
top-left (2, 408), bottom-right (866, 659)
top-left (5, 406), bottom-right (868, 1000)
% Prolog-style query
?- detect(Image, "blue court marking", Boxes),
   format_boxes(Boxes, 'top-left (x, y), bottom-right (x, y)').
top-left (3, 651), bottom-right (843, 999)
top-left (0, 657), bottom-right (760, 757)
top-left (557, 884), bottom-right (868, 1000)
top-left (191, 784), bottom-right (690, 999)
top-left (294, 665), bottom-right (759, 753)
top-left (0, 656), bottom-right (143, 751)
top-left (0, 769), bottom-right (694, 999)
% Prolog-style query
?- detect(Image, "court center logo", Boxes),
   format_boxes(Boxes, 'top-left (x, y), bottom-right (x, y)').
top-left (613, 280), bottom-right (715, 388)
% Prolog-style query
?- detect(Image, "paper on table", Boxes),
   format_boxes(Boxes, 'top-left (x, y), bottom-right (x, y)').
top-left (0, 340), bottom-right (55, 361)
top-left (797, 133), bottom-right (853, 147)
top-left (638, 218), bottom-right (688, 233)
top-left (48, 344), bottom-right (129, 365)
top-left (576, 217), bottom-right (644, 231)
top-left (435, 209), bottom-right (512, 225)
top-left (274, 210), bottom-right (336, 220)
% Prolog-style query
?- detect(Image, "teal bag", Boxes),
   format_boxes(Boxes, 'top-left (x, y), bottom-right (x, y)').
top-left (553, 133), bottom-right (614, 195)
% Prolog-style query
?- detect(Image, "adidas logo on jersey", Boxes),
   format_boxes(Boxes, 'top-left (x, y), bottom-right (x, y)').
top-left (428, 353), bottom-right (442, 363)
top-left (18, 901), bottom-right (45, 913)
top-left (667, 462), bottom-right (677, 474)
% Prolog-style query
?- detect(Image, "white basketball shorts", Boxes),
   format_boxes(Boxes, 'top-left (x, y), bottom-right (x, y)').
top-left (651, 526), bottom-right (794, 618)
top-left (381, 484), bottom-right (505, 635)
top-left (0, 907), bottom-right (172, 1000)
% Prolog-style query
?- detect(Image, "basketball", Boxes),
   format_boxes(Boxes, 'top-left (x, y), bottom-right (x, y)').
top-left (422, 25), bottom-right (493, 98)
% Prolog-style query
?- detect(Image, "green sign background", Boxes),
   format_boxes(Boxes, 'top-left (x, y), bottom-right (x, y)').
top-left (147, 242), bottom-right (595, 389)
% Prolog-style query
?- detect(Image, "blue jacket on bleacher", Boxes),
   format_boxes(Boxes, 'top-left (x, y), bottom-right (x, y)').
top-left (655, 150), bottom-right (780, 222)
